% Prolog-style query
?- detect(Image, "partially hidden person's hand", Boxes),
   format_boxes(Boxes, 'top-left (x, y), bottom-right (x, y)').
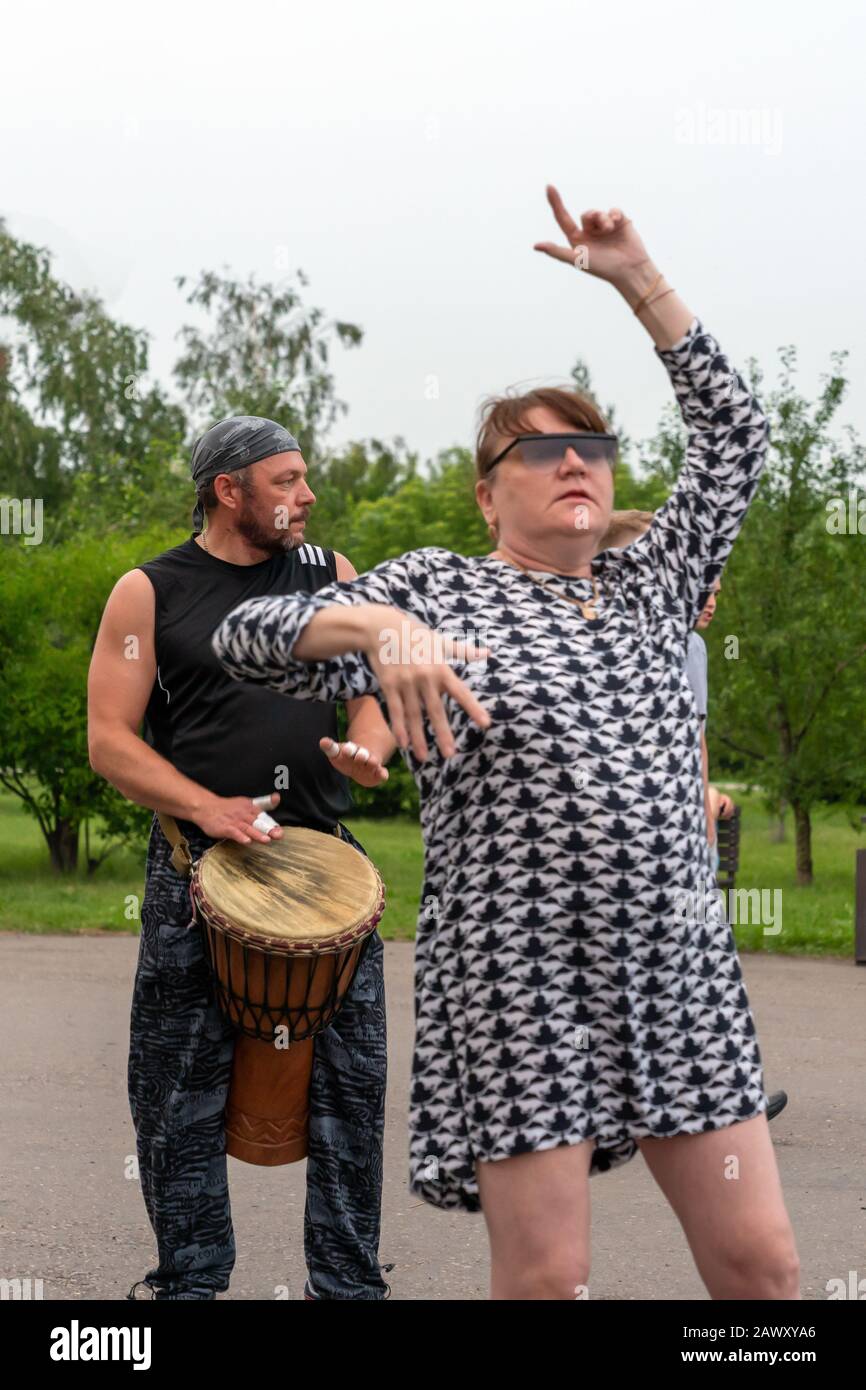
top-left (320, 736), bottom-right (390, 788)
top-left (361, 608), bottom-right (491, 761)
top-left (718, 793), bottom-right (736, 819)
top-left (534, 184), bottom-right (652, 285)
top-left (193, 792), bottom-right (283, 845)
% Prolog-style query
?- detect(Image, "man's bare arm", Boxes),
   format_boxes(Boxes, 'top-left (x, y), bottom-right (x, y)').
top-left (87, 570), bottom-right (279, 844)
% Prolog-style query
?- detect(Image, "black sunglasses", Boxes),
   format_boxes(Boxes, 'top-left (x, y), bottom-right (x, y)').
top-left (485, 432), bottom-right (619, 474)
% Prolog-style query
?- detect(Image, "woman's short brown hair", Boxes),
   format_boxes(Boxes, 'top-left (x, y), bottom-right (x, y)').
top-left (475, 386), bottom-right (610, 480)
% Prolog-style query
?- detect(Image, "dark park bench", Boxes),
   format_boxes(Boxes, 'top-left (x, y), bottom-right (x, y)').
top-left (715, 804), bottom-right (741, 896)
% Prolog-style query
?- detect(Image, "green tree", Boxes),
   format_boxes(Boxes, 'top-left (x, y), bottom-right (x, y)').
top-left (304, 437), bottom-right (417, 558)
top-left (325, 449), bottom-right (487, 573)
top-left (703, 349), bottom-right (866, 885)
top-left (0, 531), bottom-right (173, 872)
top-left (570, 355), bottom-right (670, 512)
top-left (173, 268), bottom-right (363, 458)
top-left (0, 220), bottom-right (183, 514)
top-left (60, 436), bottom-right (192, 539)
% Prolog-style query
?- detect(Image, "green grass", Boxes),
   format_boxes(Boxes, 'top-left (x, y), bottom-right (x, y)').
top-left (0, 793), bottom-right (424, 939)
top-left (0, 790), bottom-right (862, 953)
top-left (716, 789), bottom-right (862, 956)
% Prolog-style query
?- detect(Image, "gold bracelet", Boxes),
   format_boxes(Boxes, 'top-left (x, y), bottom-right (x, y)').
top-left (632, 272), bottom-right (663, 316)
top-left (641, 285), bottom-right (676, 312)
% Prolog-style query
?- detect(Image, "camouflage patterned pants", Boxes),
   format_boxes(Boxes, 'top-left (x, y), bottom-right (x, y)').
top-left (128, 816), bottom-right (388, 1300)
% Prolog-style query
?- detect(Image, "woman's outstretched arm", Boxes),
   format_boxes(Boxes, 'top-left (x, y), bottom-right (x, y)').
top-left (212, 548), bottom-right (490, 761)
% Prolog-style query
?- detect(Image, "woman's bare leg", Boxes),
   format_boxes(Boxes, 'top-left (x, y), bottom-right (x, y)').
top-left (475, 1139), bottom-right (595, 1300)
top-left (637, 1115), bottom-right (800, 1299)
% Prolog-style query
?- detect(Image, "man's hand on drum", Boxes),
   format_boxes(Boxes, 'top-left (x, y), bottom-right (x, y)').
top-left (363, 608), bottom-right (490, 762)
top-left (194, 791), bottom-right (283, 845)
top-left (320, 737), bottom-right (391, 787)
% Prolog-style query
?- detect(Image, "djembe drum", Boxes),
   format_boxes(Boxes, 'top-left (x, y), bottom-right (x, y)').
top-left (179, 824), bottom-right (384, 1167)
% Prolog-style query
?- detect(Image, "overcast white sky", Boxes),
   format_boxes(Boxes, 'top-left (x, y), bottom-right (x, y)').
top-left (3, 0), bottom-right (865, 468)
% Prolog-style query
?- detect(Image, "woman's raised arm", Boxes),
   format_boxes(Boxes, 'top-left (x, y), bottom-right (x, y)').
top-left (537, 186), bottom-right (769, 626)
top-left (534, 183), bottom-right (694, 349)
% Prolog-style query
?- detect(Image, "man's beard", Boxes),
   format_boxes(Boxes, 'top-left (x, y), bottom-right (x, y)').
top-left (235, 499), bottom-right (301, 556)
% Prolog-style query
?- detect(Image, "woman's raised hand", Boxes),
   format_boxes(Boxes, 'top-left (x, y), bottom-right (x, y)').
top-left (362, 608), bottom-right (491, 762)
top-left (534, 184), bottom-right (652, 285)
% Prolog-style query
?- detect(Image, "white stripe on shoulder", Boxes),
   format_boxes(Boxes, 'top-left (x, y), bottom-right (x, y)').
top-left (298, 542), bottom-right (326, 565)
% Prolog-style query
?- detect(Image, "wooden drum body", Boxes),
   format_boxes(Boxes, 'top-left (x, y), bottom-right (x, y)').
top-left (224, 1034), bottom-right (314, 1166)
top-left (190, 828), bottom-right (385, 1167)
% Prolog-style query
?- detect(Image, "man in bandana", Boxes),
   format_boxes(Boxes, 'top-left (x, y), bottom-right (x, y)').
top-left (88, 417), bottom-right (396, 1300)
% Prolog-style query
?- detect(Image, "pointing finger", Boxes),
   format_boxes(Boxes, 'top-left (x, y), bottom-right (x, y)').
top-left (546, 184), bottom-right (581, 241)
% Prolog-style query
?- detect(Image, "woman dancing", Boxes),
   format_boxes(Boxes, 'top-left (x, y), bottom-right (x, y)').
top-left (212, 187), bottom-right (799, 1300)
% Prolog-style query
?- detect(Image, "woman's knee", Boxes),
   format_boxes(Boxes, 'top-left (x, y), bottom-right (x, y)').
top-left (493, 1250), bottom-right (591, 1300)
top-left (712, 1228), bottom-right (800, 1299)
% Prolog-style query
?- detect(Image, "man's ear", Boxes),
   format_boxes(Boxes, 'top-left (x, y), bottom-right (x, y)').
top-left (213, 472), bottom-right (242, 512)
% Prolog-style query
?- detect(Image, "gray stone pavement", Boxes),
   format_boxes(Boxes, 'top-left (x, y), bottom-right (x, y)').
top-left (0, 935), bottom-right (862, 1300)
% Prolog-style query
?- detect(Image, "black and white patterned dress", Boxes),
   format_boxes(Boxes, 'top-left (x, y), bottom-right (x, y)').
top-left (213, 317), bottom-right (770, 1212)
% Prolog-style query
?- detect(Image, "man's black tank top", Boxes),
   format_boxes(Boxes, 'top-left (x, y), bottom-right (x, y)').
top-left (139, 537), bottom-right (352, 831)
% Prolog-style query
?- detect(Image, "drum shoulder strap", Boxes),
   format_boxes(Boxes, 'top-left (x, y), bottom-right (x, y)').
top-left (157, 812), bottom-right (194, 877)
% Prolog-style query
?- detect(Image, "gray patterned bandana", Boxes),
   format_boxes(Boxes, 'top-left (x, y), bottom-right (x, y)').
top-left (189, 415), bottom-right (301, 532)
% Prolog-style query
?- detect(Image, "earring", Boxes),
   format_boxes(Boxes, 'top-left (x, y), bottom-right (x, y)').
top-left (487, 519), bottom-right (499, 539)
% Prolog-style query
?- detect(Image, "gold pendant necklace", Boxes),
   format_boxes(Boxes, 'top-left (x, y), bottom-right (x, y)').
top-left (497, 554), bottom-right (602, 619)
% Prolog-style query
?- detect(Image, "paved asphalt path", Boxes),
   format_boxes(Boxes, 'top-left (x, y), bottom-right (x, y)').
top-left (1, 935), bottom-right (863, 1301)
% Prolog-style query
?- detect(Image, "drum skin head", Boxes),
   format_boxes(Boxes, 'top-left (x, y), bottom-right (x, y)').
top-left (196, 827), bottom-right (383, 944)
